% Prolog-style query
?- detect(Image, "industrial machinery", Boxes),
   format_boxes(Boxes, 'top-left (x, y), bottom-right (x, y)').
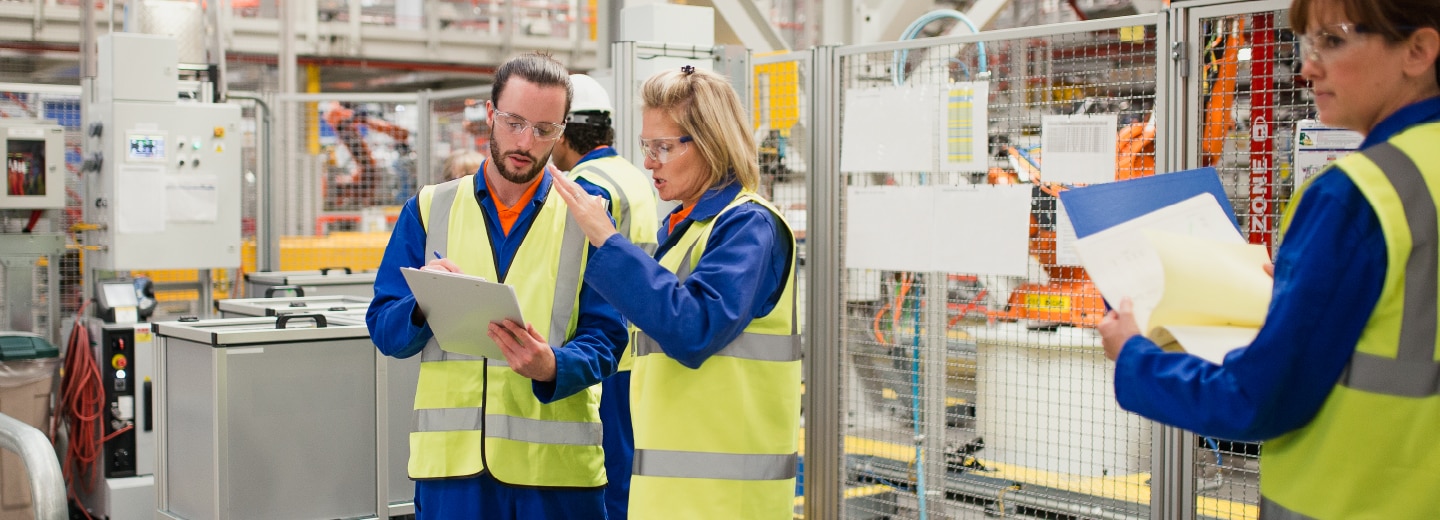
top-left (73, 279), bottom-right (159, 520)
top-left (0, 117), bottom-right (68, 334)
top-left (70, 31), bottom-right (245, 518)
top-left (323, 102), bottom-right (415, 210)
top-left (83, 33), bottom-right (242, 272)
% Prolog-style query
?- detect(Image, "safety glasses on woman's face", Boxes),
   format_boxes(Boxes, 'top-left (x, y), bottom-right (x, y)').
top-left (639, 136), bottom-right (693, 164)
top-left (1297, 23), bottom-right (1397, 65)
top-left (493, 109), bottom-right (566, 141)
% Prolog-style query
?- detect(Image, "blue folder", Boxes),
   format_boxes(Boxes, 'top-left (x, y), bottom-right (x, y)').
top-left (1058, 167), bottom-right (1239, 239)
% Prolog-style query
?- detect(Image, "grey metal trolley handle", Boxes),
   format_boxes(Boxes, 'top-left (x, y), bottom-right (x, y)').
top-left (265, 285), bottom-right (305, 298)
top-left (0, 413), bottom-right (65, 520)
top-left (276, 313), bottom-right (328, 329)
top-left (318, 267), bottom-right (353, 275)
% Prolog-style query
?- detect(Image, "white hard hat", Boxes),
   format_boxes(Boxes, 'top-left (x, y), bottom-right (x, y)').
top-left (569, 74), bottom-right (613, 115)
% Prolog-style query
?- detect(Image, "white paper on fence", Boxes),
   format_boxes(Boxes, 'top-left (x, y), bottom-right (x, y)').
top-left (165, 174), bottom-right (220, 223)
top-left (932, 184), bottom-right (1031, 276)
top-left (840, 85), bottom-right (937, 173)
top-left (938, 82), bottom-right (990, 173)
top-left (845, 185), bottom-right (934, 272)
top-left (1054, 201), bottom-right (1082, 266)
top-left (1042, 114), bottom-right (1119, 184)
top-left (1070, 193), bottom-right (1244, 331)
top-left (1293, 120), bottom-right (1363, 187)
top-left (116, 165), bottom-right (167, 234)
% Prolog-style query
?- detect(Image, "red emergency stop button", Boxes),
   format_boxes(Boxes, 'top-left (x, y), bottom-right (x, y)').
top-left (111, 354), bottom-right (127, 370)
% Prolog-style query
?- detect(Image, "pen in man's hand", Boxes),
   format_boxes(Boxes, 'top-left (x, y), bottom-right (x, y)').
top-left (433, 251), bottom-right (443, 260)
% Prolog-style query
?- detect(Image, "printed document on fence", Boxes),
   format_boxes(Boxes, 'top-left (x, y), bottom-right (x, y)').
top-left (1070, 194), bottom-right (1272, 364)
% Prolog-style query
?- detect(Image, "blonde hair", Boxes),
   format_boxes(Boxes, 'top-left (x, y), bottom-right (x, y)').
top-left (640, 67), bottom-right (759, 191)
top-left (442, 150), bottom-right (485, 181)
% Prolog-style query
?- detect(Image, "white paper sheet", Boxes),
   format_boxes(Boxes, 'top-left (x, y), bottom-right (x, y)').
top-left (1042, 114), bottom-right (1118, 184)
top-left (840, 86), bottom-right (937, 173)
top-left (845, 184), bottom-right (1032, 276)
top-left (939, 82), bottom-right (990, 173)
top-left (1054, 201), bottom-right (1081, 266)
top-left (845, 186), bottom-right (934, 272)
top-left (932, 185), bottom-right (1031, 276)
top-left (166, 174), bottom-right (220, 223)
top-left (117, 165), bottom-right (166, 234)
top-left (1070, 194), bottom-right (1244, 331)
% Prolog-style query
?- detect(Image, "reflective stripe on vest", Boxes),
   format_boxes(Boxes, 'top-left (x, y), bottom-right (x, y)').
top-left (633, 450), bottom-right (797, 480)
top-left (1336, 143), bottom-right (1440, 397)
top-left (632, 331), bottom-right (800, 362)
top-left (1260, 497), bottom-right (1317, 520)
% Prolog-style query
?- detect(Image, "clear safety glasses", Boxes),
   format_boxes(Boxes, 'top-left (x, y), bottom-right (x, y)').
top-left (638, 136), bottom-right (693, 164)
top-left (493, 109), bottom-right (566, 141)
top-left (1298, 23), bottom-right (1378, 65)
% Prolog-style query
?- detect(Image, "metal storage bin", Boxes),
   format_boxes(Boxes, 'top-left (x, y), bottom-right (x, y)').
top-left (244, 268), bottom-right (377, 299)
top-left (153, 315), bottom-right (380, 520)
top-left (210, 297), bottom-right (418, 517)
top-left (216, 295), bottom-right (371, 319)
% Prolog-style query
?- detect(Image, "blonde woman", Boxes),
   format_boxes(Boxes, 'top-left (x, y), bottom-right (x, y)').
top-left (555, 65), bottom-right (800, 519)
top-left (440, 150), bottom-right (484, 181)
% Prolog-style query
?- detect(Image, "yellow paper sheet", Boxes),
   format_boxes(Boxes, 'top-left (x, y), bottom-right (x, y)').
top-left (1145, 230), bottom-right (1272, 330)
top-left (1144, 230), bottom-right (1273, 363)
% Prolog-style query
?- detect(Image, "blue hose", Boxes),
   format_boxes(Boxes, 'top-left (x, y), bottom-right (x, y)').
top-left (893, 10), bottom-right (990, 86)
top-left (910, 284), bottom-right (925, 517)
top-left (1204, 437), bottom-right (1223, 465)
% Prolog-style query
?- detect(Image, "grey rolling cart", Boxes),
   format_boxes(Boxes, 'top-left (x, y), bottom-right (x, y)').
top-left (209, 297), bottom-right (419, 518)
top-left (216, 295), bottom-right (372, 319)
top-left (244, 268), bottom-right (377, 299)
top-left (152, 315), bottom-right (381, 520)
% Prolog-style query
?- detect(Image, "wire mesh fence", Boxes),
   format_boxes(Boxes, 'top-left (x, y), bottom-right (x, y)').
top-left (833, 18), bottom-right (1160, 520)
top-left (269, 94), bottom-right (417, 282)
top-left (1181, 5), bottom-right (1309, 520)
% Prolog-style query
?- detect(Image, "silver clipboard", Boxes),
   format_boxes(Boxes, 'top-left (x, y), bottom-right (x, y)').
top-left (400, 267), bottom-right (523, 359)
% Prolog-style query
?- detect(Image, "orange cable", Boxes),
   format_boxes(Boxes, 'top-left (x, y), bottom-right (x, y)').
top-left (58, 301), bottom-right (106, 520)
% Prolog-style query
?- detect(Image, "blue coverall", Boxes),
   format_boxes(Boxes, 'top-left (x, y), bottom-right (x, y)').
top-left (366, 163), bottom-right (628, 519)
top-left (1113, 96), bottom-right (1440, 441)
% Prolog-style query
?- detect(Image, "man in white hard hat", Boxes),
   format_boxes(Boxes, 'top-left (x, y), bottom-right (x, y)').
top-left (554, 73), bottom-right (659, 520)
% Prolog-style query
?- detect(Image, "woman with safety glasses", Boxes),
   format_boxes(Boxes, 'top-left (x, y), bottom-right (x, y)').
top-left (553, 65), bottom-right (799, 520)
top-left (1098, 0), bottom-right (1440, 517)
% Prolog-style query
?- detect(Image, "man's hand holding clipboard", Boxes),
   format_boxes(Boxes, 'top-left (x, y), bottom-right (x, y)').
top-left (401, 266), bottom-right (557, 381)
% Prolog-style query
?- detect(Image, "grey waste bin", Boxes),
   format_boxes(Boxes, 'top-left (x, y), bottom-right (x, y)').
top-left (244, 268), bottom-right (376, 299)
top-left (152, 315), bottom-right (379, 520)
top-left (0, 332), bottom-right (59, 520)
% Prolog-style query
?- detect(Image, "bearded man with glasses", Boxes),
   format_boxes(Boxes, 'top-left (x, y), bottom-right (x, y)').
top-left (367, 52), bottom-right (627, 519)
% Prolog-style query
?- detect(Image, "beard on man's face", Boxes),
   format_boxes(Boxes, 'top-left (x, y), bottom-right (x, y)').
top-left (489, 125), bottom-right (550, 184)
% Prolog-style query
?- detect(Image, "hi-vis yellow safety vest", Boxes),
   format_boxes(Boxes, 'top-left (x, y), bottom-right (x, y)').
top-left (1262, 121), bottom-right (1440, 519)
top-left (628, 190), bottom-right (802, 520)
top-left (410, 175), bottom-right (605, 488)
top-left (568, 154), bottom-right (660, 373)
